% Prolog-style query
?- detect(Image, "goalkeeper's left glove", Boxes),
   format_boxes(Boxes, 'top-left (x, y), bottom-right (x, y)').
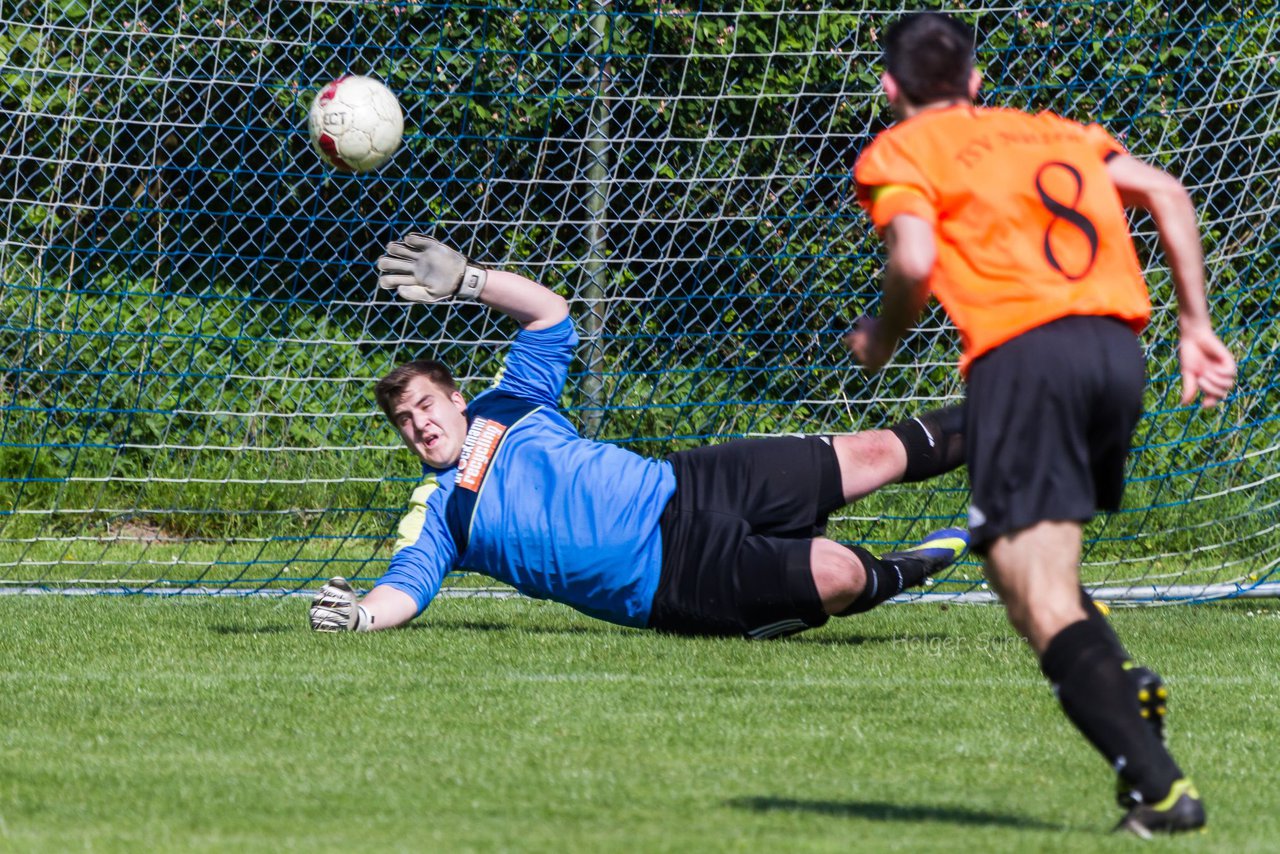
top-left (309, 576), bottom-right (371, 632)
top-left (375, 233), bottom-right (488, 303)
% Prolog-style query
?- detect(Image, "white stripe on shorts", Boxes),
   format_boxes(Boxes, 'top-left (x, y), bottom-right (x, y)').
top-left (746, 618), bottom-right (810, 640)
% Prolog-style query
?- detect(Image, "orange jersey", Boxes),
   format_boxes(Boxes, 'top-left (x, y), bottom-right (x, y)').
top-left (855, 105), bottom-right (1151, 373)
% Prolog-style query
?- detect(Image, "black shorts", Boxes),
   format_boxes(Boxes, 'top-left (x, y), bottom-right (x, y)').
top-left (648, 436), bottom-right (845, 639)
top-left (965, 315), bottom-right (1145, 553)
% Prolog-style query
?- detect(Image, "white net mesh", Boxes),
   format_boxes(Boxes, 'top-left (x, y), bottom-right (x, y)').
top-left (1, 1), bottom-right (1277, 600)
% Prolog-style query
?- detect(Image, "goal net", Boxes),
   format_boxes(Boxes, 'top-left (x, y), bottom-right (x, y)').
top-left (2, 1), bottom-right (1277, 602)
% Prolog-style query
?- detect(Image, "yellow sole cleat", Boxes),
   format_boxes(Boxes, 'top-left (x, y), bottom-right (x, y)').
top-left (1115, 779), bottom-right (1206, 838)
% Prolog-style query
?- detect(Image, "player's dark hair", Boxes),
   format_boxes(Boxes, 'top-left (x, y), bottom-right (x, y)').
top-left (375, 360), bottom-right (458, 421)
top-left (883, 12), bottom-right (976, 106)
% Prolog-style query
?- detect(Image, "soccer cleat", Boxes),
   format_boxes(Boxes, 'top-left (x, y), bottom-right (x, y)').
top-left (1114, 778), bottom-right (1206, 839)
top-left (881, 527), bottom-right (969, 579)
top-left (1114, 663), bottom-right (1172, 808)
top-left (1125, 663), bottom-right (1170, 742)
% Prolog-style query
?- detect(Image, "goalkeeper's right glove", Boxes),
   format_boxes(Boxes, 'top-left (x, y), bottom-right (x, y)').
top-left (375, 233), bottom-right (488, 303)
top-left (309, 576), bottom-right (370, 632)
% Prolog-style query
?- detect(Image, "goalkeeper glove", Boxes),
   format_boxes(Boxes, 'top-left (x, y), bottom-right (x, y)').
top-left (376, 233), bottom-right (488, 303)
top-left (309, 576), bottom-right (371, 632)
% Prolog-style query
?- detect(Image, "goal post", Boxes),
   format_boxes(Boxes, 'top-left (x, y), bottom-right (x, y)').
top-left (1, 1), bottom-right (1277, 602)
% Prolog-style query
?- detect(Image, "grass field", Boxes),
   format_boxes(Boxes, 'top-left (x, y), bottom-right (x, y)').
top-left (1, 595), bottom-right (1277, 852)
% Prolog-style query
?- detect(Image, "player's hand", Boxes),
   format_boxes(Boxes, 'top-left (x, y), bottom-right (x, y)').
top-left (310, 576), bottom-right (365, 632)
top-left (1179, 327), bottom-right (1236, 407)
top-left (843, 316), bottom-right (893, 373)
top-left (376, 233), bottom-right (488, 303)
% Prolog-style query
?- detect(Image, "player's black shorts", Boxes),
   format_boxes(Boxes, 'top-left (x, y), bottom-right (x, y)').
top-left (648, 436), bottom-right (845, 639)
top-left (965, 315), bottom-right (1145, 553)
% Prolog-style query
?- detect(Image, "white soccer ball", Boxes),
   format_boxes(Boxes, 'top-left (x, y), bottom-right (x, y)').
top-left (308, 74), bottom-right (404, 173)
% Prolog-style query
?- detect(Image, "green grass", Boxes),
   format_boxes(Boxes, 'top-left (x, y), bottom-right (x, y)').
top-left (1, 597), bottom-right (1278, 852)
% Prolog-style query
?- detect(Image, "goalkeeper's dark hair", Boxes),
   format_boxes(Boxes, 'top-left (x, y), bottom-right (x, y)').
top-left (883, 12), bottom-right (976, 106)
top-left (375, 360), bottom-right (459, 421)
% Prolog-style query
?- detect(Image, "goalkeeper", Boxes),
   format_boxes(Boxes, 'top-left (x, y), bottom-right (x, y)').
top-left (844, 11), bottom-right (1236, 837)
top-left (311, 232), bottom-right (968, 642)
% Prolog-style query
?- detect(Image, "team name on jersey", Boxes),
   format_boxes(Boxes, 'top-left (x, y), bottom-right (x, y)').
top-left (456, 417), bottom-right (508, 492)
top-left (954, 128), bottom-right (1085, 169)
top-left (444, 391), bottom-right (545, 555)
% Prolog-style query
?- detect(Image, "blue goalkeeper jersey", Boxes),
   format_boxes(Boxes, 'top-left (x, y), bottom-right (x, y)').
top-left (377, 316), bottom-right (677, 627)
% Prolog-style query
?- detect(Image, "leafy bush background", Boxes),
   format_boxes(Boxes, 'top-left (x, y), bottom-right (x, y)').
top-left (1, 1), bottom-right (1276, 588)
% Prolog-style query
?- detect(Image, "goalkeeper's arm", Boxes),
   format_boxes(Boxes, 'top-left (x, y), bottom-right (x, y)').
top-left (478, 269), bottom-right (569, 331)
top-left (310, 579), bottom-right (418, 633)
top-left (376, 233), bottom-right (568, 331)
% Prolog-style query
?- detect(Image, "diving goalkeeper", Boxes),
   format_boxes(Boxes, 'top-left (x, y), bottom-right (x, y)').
top-left (310, 233), bottom-right (968, 640)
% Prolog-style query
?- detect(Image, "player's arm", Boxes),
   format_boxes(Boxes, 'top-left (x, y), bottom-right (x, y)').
top-left (310, 541), bottom-right (449, 633)
top-left (845, 212), bottom-right (935, 372)
top-left (478, 269), bottom-right (569, 331)
top-left (311, 479), bottom-right (457, 633)
top-left (1106, 155), bottom-right (1236, 406)
top-left (309, 579), bottom-right (418, 632)
top-left (376, 234), bottom-right (568, 330)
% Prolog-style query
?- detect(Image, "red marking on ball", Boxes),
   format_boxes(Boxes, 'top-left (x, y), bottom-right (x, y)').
top-left (319, 74), bottom-right (349, 105)
top-left (316, 133), bottom-right (353, 171)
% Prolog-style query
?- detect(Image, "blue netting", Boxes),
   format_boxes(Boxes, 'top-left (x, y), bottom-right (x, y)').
top-left (1, 2), bottom-right (1277, 600)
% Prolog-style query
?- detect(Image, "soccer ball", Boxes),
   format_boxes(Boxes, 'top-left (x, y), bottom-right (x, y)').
top-left (308, 75), bottom-right (404, 173)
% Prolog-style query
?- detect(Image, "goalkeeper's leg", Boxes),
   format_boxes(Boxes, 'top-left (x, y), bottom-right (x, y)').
top-left (832, 403), bottom-right (966, 503)
top-left (808, 527), bottom-right (968, 617)
top-left (833, 528), bottom-right (969, 615)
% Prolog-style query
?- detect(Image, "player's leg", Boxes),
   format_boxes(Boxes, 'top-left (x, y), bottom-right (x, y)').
top-left (811, 529), bottom-right (968, 615)
top-left (987, 527), bottom-right (1198, 834)
top-left (985, 521), bottom-right (1192, 810)
top-left (968, 317), bottom-right (1201, 834)
top-left (1078, 585), bottom-right (1170, 745)
top-left (831, 404), bottom-right (966, 503)
top-left (984, 521), bottom-right (1087, 651)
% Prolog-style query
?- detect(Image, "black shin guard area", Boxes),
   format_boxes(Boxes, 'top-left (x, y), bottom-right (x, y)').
top-left (1079, 586), bottom-right (1129, 658)
top-left (889, 404), bottom-right (966, 482)
top-left (836, 547), bottom-right (924, 616)
top-left (1041, 620), bottom-right (1181, 803)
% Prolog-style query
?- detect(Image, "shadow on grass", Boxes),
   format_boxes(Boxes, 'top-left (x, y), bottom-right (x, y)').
top-left (408, 619), bottom-right (948, 647)
top-left (727, 796), bottom-right (1064, 831)
top-left (407, 618), bottom-right (630, 637)
top-left (781, 632), bottom-right (942, 648)
top-left (210, 624), bottom-right (291, 635)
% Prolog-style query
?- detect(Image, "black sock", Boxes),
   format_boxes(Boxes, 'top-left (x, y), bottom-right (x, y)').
top-left (837, 547), bottom-right (931, 615)
top-left (1040, 619), bottom-right (1182, 803)
top-left (1080, 586), bottom-right (1129, 659)
top-left (889, 404), bottom-right (966, 482)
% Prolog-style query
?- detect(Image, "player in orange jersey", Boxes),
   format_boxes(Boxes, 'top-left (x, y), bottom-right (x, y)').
top-left (845, 11), bottom-right (1235, 838)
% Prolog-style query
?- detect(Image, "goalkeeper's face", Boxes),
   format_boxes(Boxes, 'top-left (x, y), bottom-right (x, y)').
top-left (390, 375), bottom-right (470, 469)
